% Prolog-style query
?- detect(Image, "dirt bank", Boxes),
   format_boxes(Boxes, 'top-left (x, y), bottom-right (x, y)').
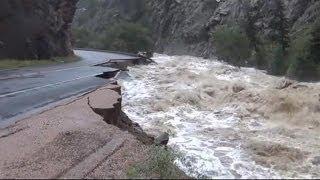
top-left (0, 84), bottom-right (152, 179)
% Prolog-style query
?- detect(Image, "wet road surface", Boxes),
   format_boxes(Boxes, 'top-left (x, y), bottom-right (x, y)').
top-left (0, 50), bottom-right (138, 127)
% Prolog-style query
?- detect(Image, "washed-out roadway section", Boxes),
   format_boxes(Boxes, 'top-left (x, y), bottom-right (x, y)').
top-left (0, 50), bottom-right (139, 127)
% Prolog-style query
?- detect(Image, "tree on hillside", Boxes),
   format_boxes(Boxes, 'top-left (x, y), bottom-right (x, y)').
top-left (271, 45), bottom-right (286, 75)
top-left (244, 3), bottom-right (259, 50)
top-left (309, 20), bottom-right (320, 65)
top-left (213, 25), bottom-right (251, 67)
top-left (243, 1), bottom-right (268, 68)
top-left (72, 28), bottom-right (92, 48)
top-left (100, 23), bottom-right (153, 53)
top-left (287, 20), bottom-right (320, 81)
top-left (269, 0), bottom-right (290, 52)
top-left (299, 20), bottom-right (320, 80)
top-left (269, 0), bottom-right (290, 75)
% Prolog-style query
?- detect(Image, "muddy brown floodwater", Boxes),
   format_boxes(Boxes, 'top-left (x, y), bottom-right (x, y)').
top-left (119, 54), bottom-right (320, 179)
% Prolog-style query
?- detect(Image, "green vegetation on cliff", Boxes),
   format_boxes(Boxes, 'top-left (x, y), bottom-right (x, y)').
top-left (212, 25), bottom-right (251, 67)
top-left (72, 0), bottom-right (320, 81)
top-left (212, 0), bottom-right (320, 81)
top-left (288, 22), bottom-right (320, 81)
top-left (73, 23), bottom-right (153, 53)
top-left (72, 0), bottom-right (153, 53)
top-left (212, 22), bottom-right (320, 81)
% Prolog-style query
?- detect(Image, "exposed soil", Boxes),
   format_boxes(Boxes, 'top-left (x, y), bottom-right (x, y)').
top-left (0, 85), bottom-right (150, 179)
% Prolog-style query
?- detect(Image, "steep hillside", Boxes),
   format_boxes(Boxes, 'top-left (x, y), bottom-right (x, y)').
top-left (72, 0), bottom-right (320, 80)
top-left (72, 0), bottom-right (153, 52)
top-left (0, 0), bottom-right (78, 60)
top-left (149, 0), bottom-right (320, 56)
top-left (151, 0), bottom-right (320, 80)
top-left (74, 0), bottom-right (150, 32)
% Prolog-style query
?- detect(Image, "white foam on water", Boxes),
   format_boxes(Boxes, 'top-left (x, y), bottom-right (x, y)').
top-left (119, 54), bottom-right (281, 178)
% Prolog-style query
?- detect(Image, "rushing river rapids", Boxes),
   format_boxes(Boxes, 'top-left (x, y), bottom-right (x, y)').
top-left (119, 54), bottom-right (320, 179)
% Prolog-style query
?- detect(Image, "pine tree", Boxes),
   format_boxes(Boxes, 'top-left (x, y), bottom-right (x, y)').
top-left (300, 20), bottom-right (320, 80)
top-left (268, 0), bottom-right (290, 75)
top-left (243, 1), bottom-right (268, 68)
top-left (290, 21), bottom-right (320, 81)
top-left (269, 0), bottom-right (290, 52)
top-left (271, 45), bottom-right (286, 75)
top-left (309, 20), bottom-right (320, 65)
top-left (244, 3), bottom-right (259, 50)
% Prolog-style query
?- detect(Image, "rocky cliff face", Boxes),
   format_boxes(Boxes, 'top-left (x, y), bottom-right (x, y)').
top-left (72, 0), bottom-right (153, 52)
top-left (149, 0), bottom-right (320, 57)
top-left (74, 0), bottom-right (149, 33)
top-left (0, 0), bottom-right (78, 60)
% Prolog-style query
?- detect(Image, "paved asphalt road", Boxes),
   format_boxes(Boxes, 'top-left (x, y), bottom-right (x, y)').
top-left (0, 50), bottom-right (138, 127)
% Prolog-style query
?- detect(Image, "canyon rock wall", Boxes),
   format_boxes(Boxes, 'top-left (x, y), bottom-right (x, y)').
top-left (0, 0), bottom-right (78, 60)
top-left (149, 0), bottom-right (320, 57)
top-left (73, 0), bottom-right (149, 33)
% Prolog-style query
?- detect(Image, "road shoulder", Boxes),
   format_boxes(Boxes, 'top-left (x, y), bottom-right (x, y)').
top-left (0, 85), bottom-right (150, 179)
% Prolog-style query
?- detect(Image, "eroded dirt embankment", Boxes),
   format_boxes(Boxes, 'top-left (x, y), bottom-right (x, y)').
top-left (0, 55), bottom-right (173, 179)
top-left (0, 82), bottom-right (156, 179)
top-left (87, 82), bottom-right (164, 145)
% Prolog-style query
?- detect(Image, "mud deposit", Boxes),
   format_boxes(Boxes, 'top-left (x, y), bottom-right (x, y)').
top-left (119, 54), bottom-right (320, 179)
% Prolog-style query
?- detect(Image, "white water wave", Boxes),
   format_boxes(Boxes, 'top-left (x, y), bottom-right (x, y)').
top-left (120, 53), bottom-right (320, 179)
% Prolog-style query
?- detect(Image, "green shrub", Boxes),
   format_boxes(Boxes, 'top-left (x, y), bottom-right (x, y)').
top-left (270, 44), bottom-right (287, 75)
top-left (268, 0), bottom-right (290, 52)
top-left (307, 19), bottom-right (320, 79)
top-left (292, 57), bottom-right (319, 81)
top-left (73, 22), bottom-right (153, 53)
top-left (286, 24), bottom-right (320, 80)
top-left (286, 27), bottom-right (311, 78)
top-left (212, 25), bottom-right (251, 66)
top-left (244, 34), bottom-right (273, 69)
top-left (126, 146), bottom-right (181, 179)
top-left (100, 23), bottom-right (153, 53)
top-left (72, 28), bottom-right (94, 48)
top-left (254, 43), bottom-right (271, 69)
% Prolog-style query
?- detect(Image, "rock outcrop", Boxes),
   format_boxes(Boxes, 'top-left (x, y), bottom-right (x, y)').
top-left (73, 0), bottom-right (148, 33)
top-left (0, 0), bottom-right (78, 60)
top-left (275, 78), bottom-right (295, 89)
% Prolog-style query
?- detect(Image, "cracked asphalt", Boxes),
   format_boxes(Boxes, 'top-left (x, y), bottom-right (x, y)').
top-left (0, 50), bottom-right (138, 127)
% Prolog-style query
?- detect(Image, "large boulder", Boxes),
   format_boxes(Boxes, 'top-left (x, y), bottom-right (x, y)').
top-left (312, 156), bottom-right (320, 166)
top-left (232, 84), bottom-right (245, 93)
top-left (275, 78), bottom-right (295, 90)
top-left (154, 132), bottom-right (170, 146)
